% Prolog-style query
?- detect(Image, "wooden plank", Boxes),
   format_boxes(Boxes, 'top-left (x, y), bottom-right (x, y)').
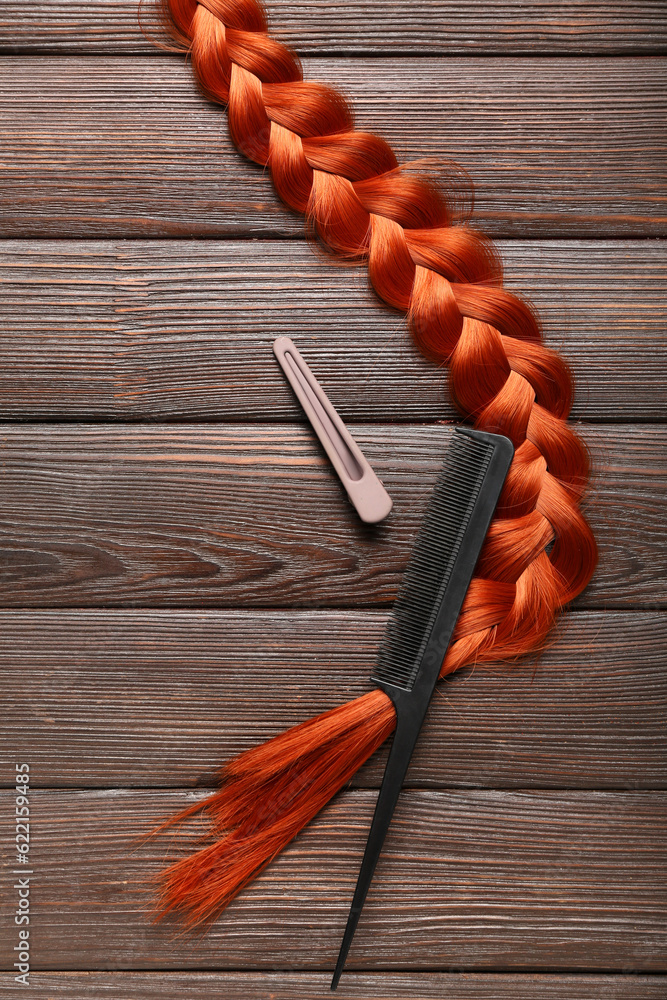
top-left (1, 239), bottom-right (664, 422)
top-left (0, 423), bottom-right (662, 608)
top-left (2, 57), bottom-right (665, 239)
top-left (0, 789), bottom-right (664, 970)
top-left (2, 2), bottom-right (666, 55)
top-left (1, 610), bottom-right (664, 790)
top-left (0, 971), bottom-right (664, 999)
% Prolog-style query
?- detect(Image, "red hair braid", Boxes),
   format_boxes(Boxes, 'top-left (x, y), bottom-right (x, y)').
top-left (148, 0), bottom-right (598, 927)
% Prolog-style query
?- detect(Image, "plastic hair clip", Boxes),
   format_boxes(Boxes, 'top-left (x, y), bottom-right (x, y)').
top-left (273, 337), bottom-right (393, 524)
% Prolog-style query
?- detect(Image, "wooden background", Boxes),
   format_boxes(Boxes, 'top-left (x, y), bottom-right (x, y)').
top-left (1, 2), bottom-right (666, 998)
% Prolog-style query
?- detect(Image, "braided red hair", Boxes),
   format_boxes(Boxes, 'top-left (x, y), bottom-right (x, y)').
top-left (147, 0), bottom-right (597, 927)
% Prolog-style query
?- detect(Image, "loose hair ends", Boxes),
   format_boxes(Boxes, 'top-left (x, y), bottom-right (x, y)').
top-left (147, 0), bottom-right (598, 927)
top-left (152, 690), bottom-right (395, 925)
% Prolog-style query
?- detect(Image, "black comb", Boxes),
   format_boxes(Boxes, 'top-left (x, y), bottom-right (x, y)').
top-left (331, 427), bottom-right (514, 989)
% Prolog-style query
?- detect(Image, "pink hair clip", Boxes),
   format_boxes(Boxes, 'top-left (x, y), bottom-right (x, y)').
top-left (273, 336), bottom-right (393, 524)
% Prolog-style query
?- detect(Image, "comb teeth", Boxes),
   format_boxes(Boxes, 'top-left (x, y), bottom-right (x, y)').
top-left (372, 431), bottom-right (494, 691)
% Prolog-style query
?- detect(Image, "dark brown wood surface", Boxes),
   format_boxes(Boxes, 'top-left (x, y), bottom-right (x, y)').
top-left (2, 1), bottom-right (666, 54)
top-left (0, 789), bottom-right (665, 971)
top-left (2, 57), bottom-right (665, 239)
top-left (0, 424), bottom-right (663, 607)
top-left (1, 239), bottom-right (664, 422)
top-left (1, 1), bottom-right (665, 996)
top-left (2, 971), bottom-right (666, 999)
top-left (2, 610), bottom-right (665, 789)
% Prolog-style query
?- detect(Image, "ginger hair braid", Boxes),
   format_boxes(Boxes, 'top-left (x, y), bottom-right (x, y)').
top-left (147, 0), bottom-right (598, 927)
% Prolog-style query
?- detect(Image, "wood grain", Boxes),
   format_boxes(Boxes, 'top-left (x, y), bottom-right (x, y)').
top-left (0, 423), bottom-right (662, 607)
top-left (0, 971), bottom-right (664, 999)
top-left (2, 0), bottom-right (664, 992)
top-left (2, 1), bottom-right (667, 55)
top-left (1, 239), bottom-right (664, 422)
top-left (2, 57), bottom-right (665, 239)
top-left (1, 609), bottom-right (664, 790)
top-left (0, 789), bottom-right (664, 970)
